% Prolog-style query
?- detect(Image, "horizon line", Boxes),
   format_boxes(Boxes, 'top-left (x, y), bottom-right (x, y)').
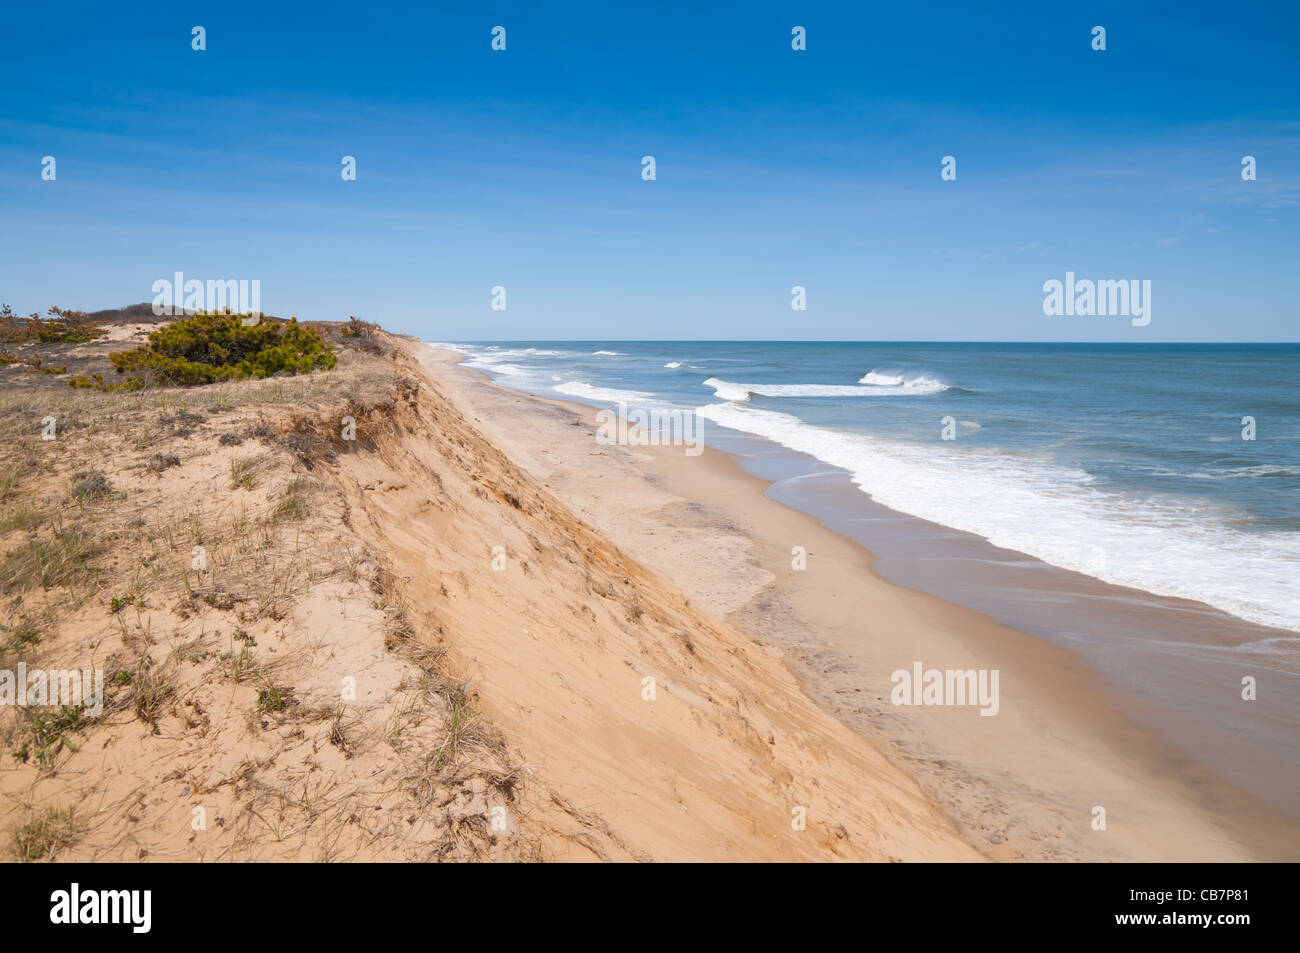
top-left (444, 339), bottom-right (1300, 346)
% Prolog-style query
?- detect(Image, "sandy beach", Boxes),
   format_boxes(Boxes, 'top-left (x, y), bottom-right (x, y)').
top-left (412, 341), bottom-right (1300, 861)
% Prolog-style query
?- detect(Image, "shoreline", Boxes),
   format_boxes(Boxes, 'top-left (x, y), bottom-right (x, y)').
top-left (765, 465), bottom-right (1300, 822)
top-left (417, 342), bottom-right (1300, 861)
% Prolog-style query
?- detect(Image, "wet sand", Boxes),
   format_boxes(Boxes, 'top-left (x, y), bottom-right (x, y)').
top-left (761, 461), bottom-right (1300, 822)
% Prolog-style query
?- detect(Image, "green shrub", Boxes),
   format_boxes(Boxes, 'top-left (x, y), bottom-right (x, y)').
top-left (0, 305), bottom-right (106, 344)
top-left (104, 313), bottom-right (336, 389)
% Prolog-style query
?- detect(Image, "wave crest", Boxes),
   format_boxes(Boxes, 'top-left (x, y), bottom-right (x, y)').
top-left (554, 380), bottom-right (654, 402)
top-left (859, 370), bottom-right (948, 393)
top-left (704, 376), bottom-right (948, 400)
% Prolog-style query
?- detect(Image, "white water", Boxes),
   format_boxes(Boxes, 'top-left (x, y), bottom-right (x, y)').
top-left (696, 401), bottom-right (1300, 632)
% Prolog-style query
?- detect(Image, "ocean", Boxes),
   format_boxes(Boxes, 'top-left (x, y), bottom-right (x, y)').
top-left (433, 341), bottom-right (1300, 635)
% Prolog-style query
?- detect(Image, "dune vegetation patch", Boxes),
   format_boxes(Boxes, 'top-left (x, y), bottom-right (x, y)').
top-left (9, 805), bottom-right (83, 862)
top-left (70, 312), bottom-right (337, 391)
top-left (0, 305), bottom-right (107, 346)
top-left (0, 527), bottom-right (101, 594)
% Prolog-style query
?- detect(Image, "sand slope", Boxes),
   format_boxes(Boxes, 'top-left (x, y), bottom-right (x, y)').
top-left (334, 341), bottom-right (981, 861)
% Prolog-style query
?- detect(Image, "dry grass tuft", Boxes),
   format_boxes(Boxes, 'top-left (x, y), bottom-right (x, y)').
top-left (10, 805), bottom-right (82, 862)
top-left (230, 452), bottom-right (273, 490)
top-left (0, 526), bottom-right (99, 594)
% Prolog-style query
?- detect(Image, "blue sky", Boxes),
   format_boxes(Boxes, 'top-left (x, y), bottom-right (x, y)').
top-left (2, 1), bottom-right (1297, 341)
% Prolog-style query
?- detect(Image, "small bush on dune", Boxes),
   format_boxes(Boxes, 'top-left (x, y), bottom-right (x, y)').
top-left (341, 315), bottom-right (377, 338)
top-left (0, 305), bottom-right (107, 345)
top-left (100, 313), bottom-right (337, 390)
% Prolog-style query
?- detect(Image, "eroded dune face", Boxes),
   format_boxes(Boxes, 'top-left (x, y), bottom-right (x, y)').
top-left (332, 342), bottom-right (979, 862)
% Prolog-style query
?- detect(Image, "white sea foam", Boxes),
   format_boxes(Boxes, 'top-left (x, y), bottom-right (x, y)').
top-left (592, 350), bottom-right (624, 356)
top-left (859, 370), bottom-right (949, 391)
top-left (554, 381), bottom-right (657, 403)
top-left (704, 376), bottom-right (948, 400)
top-left (859, 370), bottom-right (903, 386)
top-left (436, 343), bottom-right (587, 365)
top-left (665, 362), bottom-right (683, 368)
top-left (1186, 465), bottom-right (1300, 480)
top-left (695, 402), bottom-right (1300, 632)
top-left (703, 378), bottom-right (754, 401)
